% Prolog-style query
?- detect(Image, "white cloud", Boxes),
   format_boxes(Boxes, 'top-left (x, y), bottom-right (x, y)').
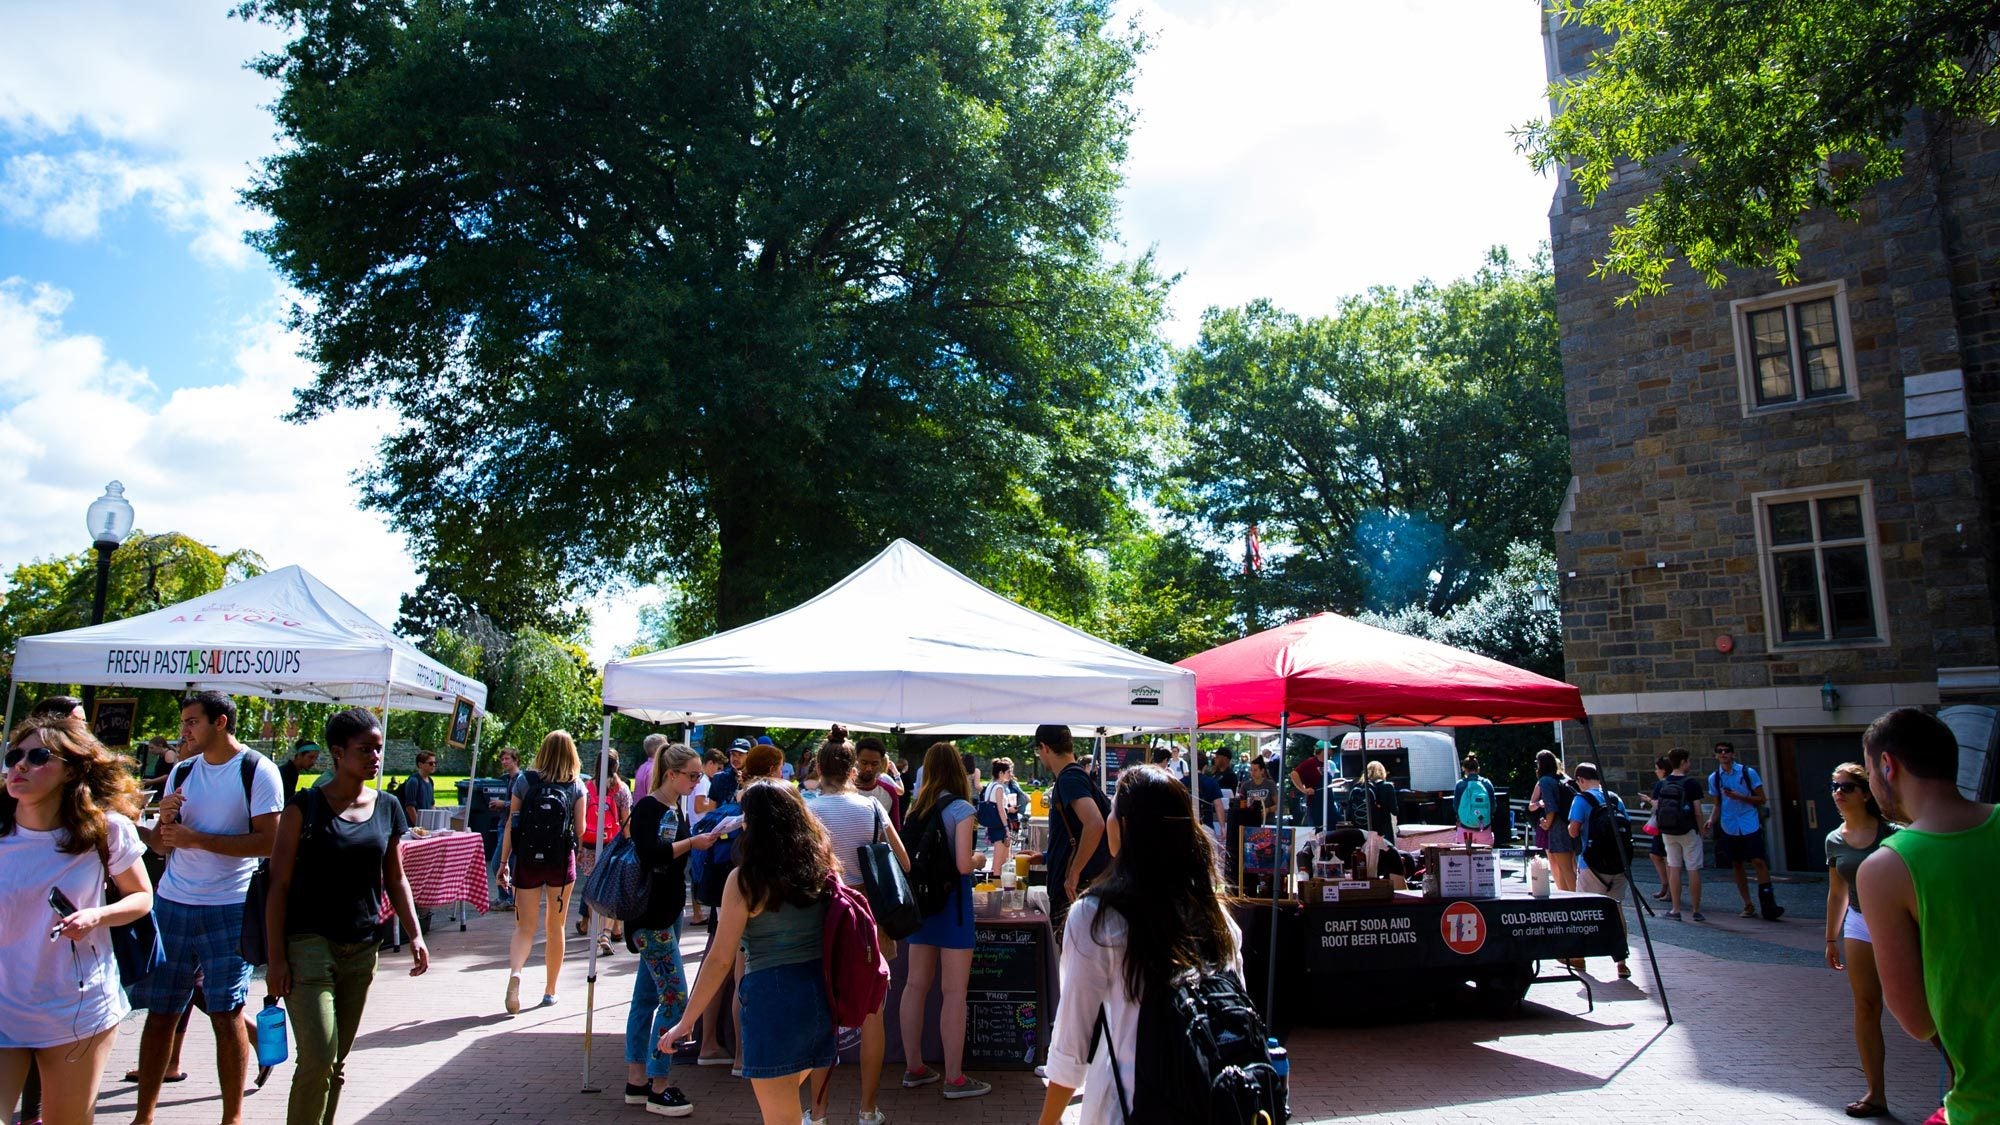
top-left (0, 1), bottom-right (283, 266)
top-left (0, 278), bottom-right (418, 631)
top-left (1116, 0), bottom-right (1557, 341)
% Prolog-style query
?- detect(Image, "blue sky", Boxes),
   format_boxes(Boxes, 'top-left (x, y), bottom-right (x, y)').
top-left (0, 0), bottom-right (1556, 660)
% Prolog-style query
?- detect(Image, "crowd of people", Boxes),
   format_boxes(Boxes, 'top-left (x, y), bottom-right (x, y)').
top-left (7, 702), bottom-right (2000, 1124)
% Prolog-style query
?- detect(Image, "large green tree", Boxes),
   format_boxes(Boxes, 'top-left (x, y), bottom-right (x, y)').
top-left (240, 0), bottom-right (1166, 633)
top-left (1520, 0), bottom-right (2000, 300)
top-left (1173, 250), bottom-right (1566, 619)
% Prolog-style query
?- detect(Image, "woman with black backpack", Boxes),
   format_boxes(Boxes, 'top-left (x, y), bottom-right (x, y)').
top-left (896, 741), bottom-right (987, 1100)
top-left (1039, 765), bottom-right (1255, 1125)
top-left (497, 730), bottom-right (587, 1014)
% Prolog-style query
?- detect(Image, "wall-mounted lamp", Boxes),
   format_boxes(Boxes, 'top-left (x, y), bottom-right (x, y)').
top-left (1530, 581), bottom-right (1554, 614)
top-left (1821, 677), bottom-right (1841, 713)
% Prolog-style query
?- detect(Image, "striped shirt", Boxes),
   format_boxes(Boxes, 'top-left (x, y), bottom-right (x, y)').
top-left (808, 790), bottom-right (887, 886)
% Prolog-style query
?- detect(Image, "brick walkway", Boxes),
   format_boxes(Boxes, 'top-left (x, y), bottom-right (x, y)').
top-left (95, 884), bottom-right (1943, 1124)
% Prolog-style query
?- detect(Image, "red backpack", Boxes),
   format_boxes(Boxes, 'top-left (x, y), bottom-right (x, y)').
top-left (581, 779), bottom-right (622, 846)
top-left (819, 875), bottom-right (890, 1029)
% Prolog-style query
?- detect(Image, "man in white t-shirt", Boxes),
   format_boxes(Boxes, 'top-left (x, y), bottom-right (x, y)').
top-left (131, 692), bottom-right (285, 1125)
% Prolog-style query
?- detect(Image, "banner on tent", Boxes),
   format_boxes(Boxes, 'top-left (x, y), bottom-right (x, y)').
top-left (103, 648), bottom-right (305, 678)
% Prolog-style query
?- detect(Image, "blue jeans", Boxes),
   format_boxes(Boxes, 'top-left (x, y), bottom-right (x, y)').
top-left (624, 924), bottom-right (686, 1080)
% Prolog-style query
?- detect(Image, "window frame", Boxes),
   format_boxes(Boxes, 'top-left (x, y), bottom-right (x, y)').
top-left (1730, 281), bottom-right (1860, 414)
top-left (1750, 481), bottom-right (1891, 650)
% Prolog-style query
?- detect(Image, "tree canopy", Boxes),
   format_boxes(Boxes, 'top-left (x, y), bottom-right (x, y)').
top-left (1521, 0), bottom-right (2000, 300)
top-left (240, 0), bottom-right (1166, 633)
top-left (1171, 250), bottom-right (1566, 620)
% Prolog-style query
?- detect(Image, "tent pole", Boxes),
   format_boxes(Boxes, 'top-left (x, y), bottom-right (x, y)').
top-left (2, 680), bottom-right (16, 747)
top-left (375, 683), bottom-right (392, 792)
top-left (582, 709), bottom-right (613, 1093)
top-left (1580, 716), bottom-right (1672, 1026)
top-left (1265, 711), bottom-right (1289, 1026)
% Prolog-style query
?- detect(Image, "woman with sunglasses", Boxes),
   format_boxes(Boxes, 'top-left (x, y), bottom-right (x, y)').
top-left (1824, 762), bottom-right (1896, 1119)
top-left (620, 742), bottom-right (718, 1117)
top-left (1, 713), bottom-right (154, 1125)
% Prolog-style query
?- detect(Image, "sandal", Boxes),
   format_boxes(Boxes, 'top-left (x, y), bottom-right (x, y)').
top-left (597, 934), bottom-right (614, 957)
top-left (124, 1070), bottom-right (188, 1083)
top-left (1617, 963), bottom-right (1632, 979)
top-left (1845, 1100), bottom-right (1888, 1118)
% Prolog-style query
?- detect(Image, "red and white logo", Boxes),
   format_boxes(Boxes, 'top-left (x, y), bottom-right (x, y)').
top-left (1440, 902), bottom-right (1487, 956)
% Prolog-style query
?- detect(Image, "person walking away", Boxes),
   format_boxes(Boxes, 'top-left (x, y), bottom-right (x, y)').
top-left (278, 741), bottom-right (319, 803)
top-left (132, 692), bottom-right (285, 1125)
top-left (1565, 763), bottom-right (1633, 980)
top-left (399, 750), bottom-right (437, 827)
top-left (661, 783), bottom-right (839, 1125)
top-left (897, 742), bottom-right (989, 1100)
top-left (1707, 741), bottom-right (1783, 920)
top-left (1651, 749), bottom-right (1707, 920)
top-left (621, 742), bottom-right (718, 1117)
top-left (485, 748), bottom-right (523, 910)
top-left (1033, 725), bottom-right (1111, 943)
top-left (579, 758), bottom-right (633, 953)
top-left (1361, 760), bottom-right (1399, 840)
top-left (0, 713), bottom-right (155, 1125)
top-left (1454, 755), bottom-right (1497, 846)
top-left (853, 738), bottom-right (902, 831)
top-left (978, 758), bottom-right (1017, 879)
top-left (1641, 756), bottom-right (1673, 898)
top-left (264, 709), bottom-right (428, 1125)
top-left (1534, 752), bottom-right (1578, 893)
top-left (497, 731), bottom-right (587, 1013)
top-left (1038, 766), bottom-right (1248, 1125)
top-left (1858, 708), bottom-right (2000, 1123)
top-left (804, 729), bottom-right (911, 1125)
top-left (1289, 741), bottom-right (1326, 830)
top-left (1821, 761), bottom-right (1896, 1118)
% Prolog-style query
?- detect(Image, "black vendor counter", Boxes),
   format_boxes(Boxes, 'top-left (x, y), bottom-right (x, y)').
top-left (839, 904), bottom-right (1060, 1070)
top-left (1240, 887), bottom-right (1629, 1028)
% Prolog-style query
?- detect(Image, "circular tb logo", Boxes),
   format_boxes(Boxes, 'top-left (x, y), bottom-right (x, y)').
top-left (1440, 902), bottom-right (1487, 956)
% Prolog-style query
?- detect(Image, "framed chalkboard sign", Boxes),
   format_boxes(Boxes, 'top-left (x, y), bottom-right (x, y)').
top-left (91, 697), bottom-right (138, 748)
top-left (966, 923), bottom-right (1048, 1069)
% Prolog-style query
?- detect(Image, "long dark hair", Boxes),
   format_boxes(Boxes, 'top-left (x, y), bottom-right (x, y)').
top-left (734, 781), bottom-right (834, 912)
top-left (908, 740), bottom-right (971, 822)
top-left (1087, 765), bottom-right (1236, 1003)
top-left (2, 714), bottom-right (144, 855)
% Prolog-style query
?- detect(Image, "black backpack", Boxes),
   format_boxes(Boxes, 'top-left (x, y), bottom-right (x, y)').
top-left (514, 770), bottom-right (575, 865)
top-left (1095, 965), bottom-right (1288, 1124)
top-left (905, 801), bottom-right (962, 921)
top-left (1653, 776), bottom-right (1697, 835)
top-left (1579, 790), bottom-right (1631, 876)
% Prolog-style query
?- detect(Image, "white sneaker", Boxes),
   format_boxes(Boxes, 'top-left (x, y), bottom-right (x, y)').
top-left (858, 1111), bottom-right (886, 1125)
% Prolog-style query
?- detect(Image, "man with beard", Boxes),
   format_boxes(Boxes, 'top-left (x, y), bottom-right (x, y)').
top-left (1858, 708), bottom-right (2000, 1123)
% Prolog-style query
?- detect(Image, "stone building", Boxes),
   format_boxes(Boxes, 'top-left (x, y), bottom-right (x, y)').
top-left (1542, 14), bottom-right (2000, 870)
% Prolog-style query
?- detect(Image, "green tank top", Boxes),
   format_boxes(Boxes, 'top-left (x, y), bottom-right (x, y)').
top-left (1881, 806), bottom-right (2000, 1122)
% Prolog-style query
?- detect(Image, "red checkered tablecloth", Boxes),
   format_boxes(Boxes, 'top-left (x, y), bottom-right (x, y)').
top-left (379, 831), bottom-right (489, 920)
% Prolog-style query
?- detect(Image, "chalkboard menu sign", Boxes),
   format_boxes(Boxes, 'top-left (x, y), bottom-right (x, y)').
top-left (966, 923), bottom-right (1047, 1069)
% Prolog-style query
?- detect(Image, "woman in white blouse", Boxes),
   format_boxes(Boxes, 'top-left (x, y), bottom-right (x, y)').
top-left (1038, 765), bottom-right (1242, 1124)
top-left (1, 713), bottom-right (156, 1124)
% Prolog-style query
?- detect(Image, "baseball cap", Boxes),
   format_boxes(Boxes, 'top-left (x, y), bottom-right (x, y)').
top-left (756, 736), bottom-right (774, 746)
top-left (730, 738), bottom-right (752, 752)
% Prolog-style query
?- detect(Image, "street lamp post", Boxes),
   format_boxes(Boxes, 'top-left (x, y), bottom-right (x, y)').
top-left (81, 481), bottom-right (135, 713)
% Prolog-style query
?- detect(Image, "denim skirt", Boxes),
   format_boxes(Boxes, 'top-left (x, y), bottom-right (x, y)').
top-left (737, 959), bottom-right (836, 1078)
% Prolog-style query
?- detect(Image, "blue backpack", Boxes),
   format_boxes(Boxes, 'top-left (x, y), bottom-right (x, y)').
top-left (688, 802), bottom-right (741, 907)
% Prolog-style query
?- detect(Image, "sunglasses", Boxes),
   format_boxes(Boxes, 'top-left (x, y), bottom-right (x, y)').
top-left (1831, 781), bottom-right (1865, 795)
top-left (5, 746), bottom-right (56, 769)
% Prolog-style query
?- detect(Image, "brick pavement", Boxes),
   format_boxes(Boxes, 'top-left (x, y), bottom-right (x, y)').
top-left (93, 888), bottom-right (1943, 1125)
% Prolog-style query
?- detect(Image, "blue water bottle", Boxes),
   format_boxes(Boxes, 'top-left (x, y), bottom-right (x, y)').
top-left (1266, 1037), bottom-right (1290, 1119)
top-left (256, 997), bottom-right (289, 1068)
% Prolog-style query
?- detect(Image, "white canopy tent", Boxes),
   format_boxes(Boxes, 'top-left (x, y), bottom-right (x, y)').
top-left (5, 564), bottom-right (487, 737)
top-left (601, 538), bottom-right (1196, 734)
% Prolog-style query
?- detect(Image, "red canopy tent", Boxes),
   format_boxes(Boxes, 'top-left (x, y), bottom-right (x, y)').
top-left (1177, 611), bottom-right (1584, 730)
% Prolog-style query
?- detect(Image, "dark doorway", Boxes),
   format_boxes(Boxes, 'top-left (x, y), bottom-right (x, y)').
top-left (1774, 731), bottom-right (1865, 870)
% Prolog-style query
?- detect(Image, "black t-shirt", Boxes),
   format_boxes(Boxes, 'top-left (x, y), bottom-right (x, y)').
top-left (1364, 780), bottom-right (1399, 837)
top-left (627, 795), bottom-right (690, 932)
top-left (284, 787), bottom-right (408, 943)
top-left (1047, 762), bottom-right (1111, 884)
top-left (280, 760), bottom-right (302, 800)
top-left (708, 767), bottom-right (740, 807)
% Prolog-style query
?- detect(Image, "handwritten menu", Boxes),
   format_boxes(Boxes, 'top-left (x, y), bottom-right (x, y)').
top-left (966, 923), bottom-right (1046, 1068)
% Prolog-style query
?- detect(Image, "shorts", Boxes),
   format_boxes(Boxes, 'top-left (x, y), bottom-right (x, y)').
top-left (737, 960), bottom-right (836, 1077)
top-left (1532, 824), bottom-right (1550, 849)
top-left (1456, 827), bottom-right (1494, 846)
top-left (1577, 868), bottom-right (1623, 899)
top-left (131, 897), bottom-right (252, 1015)
top-left (985, 823), bottom-right (1009, 845)
top-left (909, 874), bottom-right (975, 950)
top-left (1843, 906), bottom-right (1871, 944)
top-left (1662, 831), bottom-right (1703, 869)
top-left (515, 853), bottom-right (576, 889)
top-left (1649, 832), bottom-right (1666, 857)
top-left (1717, 830), bottom-right (1767, 866)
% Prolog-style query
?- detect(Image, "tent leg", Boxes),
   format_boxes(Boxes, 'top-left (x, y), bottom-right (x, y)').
top-left (1265, 712), bottom-right (1289, 1027)
top-left (1580, 717), bottom-right (1672, 1026)
top-left (2, 680), bottom-right (16, 746)
top-left (582, 710), bottom-right (613, 1093)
